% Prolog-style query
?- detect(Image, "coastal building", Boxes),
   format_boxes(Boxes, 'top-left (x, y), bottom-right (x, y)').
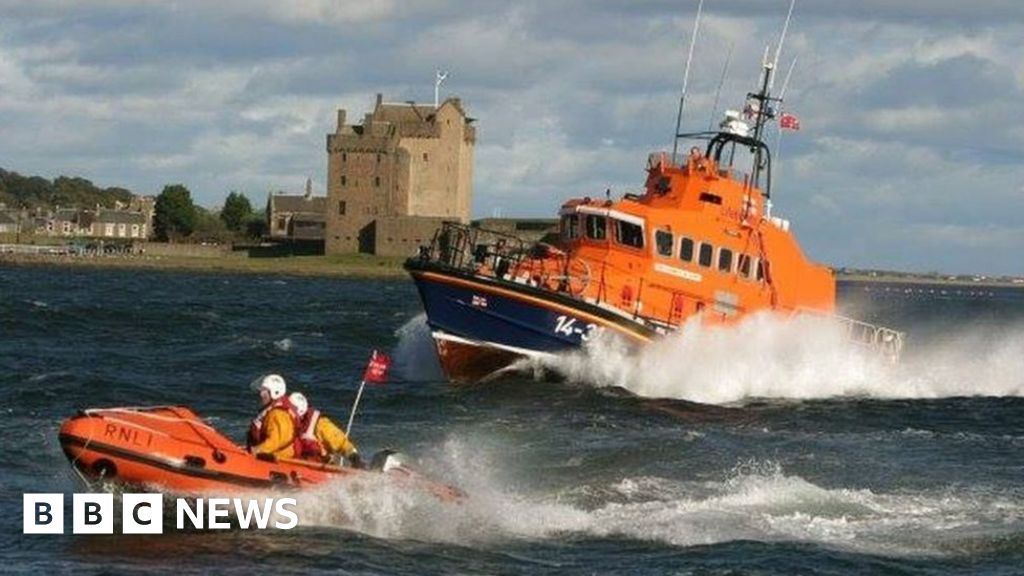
top-left (25, 206), bottom-right (152, 240)
top-left (267, 179), bottom-right (327, 241)
top-left (325, 93), bottom-right (476, 256)
top-left (87, 209), bottom-right (149, 239)
top-left (0, 210), bottom-right (18, 234)
top-left (52, 208), bottom-right (83, 236)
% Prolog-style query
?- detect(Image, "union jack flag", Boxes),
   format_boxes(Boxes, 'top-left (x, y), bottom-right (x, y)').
top-left (780, 113), bottom-right (801, 131)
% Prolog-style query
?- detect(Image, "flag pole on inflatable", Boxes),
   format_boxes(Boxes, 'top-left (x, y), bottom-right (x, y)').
top-left (345, 349), bottom-right (391, 437)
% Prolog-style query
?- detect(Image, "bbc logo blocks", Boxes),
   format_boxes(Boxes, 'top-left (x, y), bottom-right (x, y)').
top-left (72, 493), bottom-right (113, 534)
top-left (25, 493), bottom-right (163, 534)
top-left (24, 493), bottom-right (298, 533)
top-left (23, 494), bottom-right (63, 534)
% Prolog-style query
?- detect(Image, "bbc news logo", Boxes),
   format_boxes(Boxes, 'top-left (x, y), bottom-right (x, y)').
top-left (24, 493), bottom-right (298, 534)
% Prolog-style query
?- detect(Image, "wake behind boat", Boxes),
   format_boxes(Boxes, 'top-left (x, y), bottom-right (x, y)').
top-left (406, 23), bottom-right (903, 383)
top-left (58, 405), bottom-right (464, 502)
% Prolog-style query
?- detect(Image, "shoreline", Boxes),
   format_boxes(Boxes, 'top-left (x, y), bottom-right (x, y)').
top-left (836, 274), bottom-right (1024, 290)
top-left (3, 252), bottom-right (1021, 289)
top-left (0, 252), bottom-right (408, 279)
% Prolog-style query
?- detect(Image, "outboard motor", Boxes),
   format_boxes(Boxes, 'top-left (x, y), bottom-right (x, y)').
top-left (370, 449), bottom-right (406, 472)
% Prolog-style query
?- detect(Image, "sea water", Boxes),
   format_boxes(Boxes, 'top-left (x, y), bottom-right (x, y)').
top-left (1, 266), bottom-right (1022, 575)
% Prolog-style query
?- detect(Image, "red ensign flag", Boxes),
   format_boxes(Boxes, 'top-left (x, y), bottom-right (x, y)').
top-left (363, 350), bottom-right (392, 384)
top-left (780, 113), bottom-right (801, 131)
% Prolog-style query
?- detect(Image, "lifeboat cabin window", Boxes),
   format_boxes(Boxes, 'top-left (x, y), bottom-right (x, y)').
top-left (615, 220), bottom-right (644, 249)
top-left (585, 215), bottom-right (607, 240)
top-left (698, 243), bottom-right (714, 268)
top-left (680, 237), bottom-right (695, 263)
top-left (738, 254), bottom-right (752, 278)
top-left (655, 230), bottom-right (673, 257)
top-left (757, 260), bottom-right (768, 282)
top-left (718, 248), bottom-right (734, 273)
top-left (562, 215), bottom-right (580, 240)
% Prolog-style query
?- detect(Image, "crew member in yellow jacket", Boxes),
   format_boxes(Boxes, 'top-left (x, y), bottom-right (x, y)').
top-left (289, 392), bottom-right (363, 468)
top-left (247, 373), bottom-right (300, 459)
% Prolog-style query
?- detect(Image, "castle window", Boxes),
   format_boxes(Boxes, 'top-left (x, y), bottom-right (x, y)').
top-left (342, 153), bottom-right (347, 162)
top-left (655, 230), bottom-right (673, 257)
top-left (375, 176), bottom-right (381, 187)
top-left (341, 175), bottom-right (347, 186)
top-left (376, 153), bottom-right (381, 163)
top-left (338, 201), bottom-right (346, 215)
top-left (422, 152), bottom-right (429, 162)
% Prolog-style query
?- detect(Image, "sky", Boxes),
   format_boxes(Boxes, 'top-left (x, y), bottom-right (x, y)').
top-left (1, 1), bottom-right (1022, 276)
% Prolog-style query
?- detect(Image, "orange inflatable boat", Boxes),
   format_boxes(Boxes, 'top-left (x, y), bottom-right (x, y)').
top-left (58, 406), bottom-right (464, 502)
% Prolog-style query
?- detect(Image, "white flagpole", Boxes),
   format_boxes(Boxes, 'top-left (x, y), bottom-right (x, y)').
top-left (345, 380), bottom-right (367, 437)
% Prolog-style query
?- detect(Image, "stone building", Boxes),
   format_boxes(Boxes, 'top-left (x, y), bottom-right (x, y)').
top-left (29, 206), bottom-right (150, 239)
top-left (267, 179), bottom-right (327, 241)
top-left (325, 93), bottom-right (475, 256)
top-left (87, 209), bottom-right (149, 239)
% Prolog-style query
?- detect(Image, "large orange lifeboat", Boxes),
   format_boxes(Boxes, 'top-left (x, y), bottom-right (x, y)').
top-left (405, 58), bottom-right (902, 382)
top-left (58, 406), bottom-right (464, 502)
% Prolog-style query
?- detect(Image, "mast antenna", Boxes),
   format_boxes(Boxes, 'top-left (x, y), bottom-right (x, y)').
top-left (434, 69), bottom-right (449, 108)
top-left (708, 42), bottom-right (735, 131)
top-left (770, 0), bottom-right (796, 90)
top-left (671, 0), bottom-right (704, 165)
top-left (773, 55), bottom-right (799, 194)
top-left (778, 54), bottom-right (798, 101)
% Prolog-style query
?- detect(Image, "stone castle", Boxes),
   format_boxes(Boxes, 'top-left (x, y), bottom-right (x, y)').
top-left (325, 93), bottom-right (475, 256)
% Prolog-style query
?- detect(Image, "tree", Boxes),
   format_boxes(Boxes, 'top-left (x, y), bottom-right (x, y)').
top-left (154, 184), bottom-right (197, 241)
top-left (245, 212), bottom-right (268, 239)
top-left (220, 191), bottom-right (253, 232)
top-left (193, 206), bottom-right (233, 244)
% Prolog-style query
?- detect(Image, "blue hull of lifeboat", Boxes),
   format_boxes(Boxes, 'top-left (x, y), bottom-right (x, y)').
top-left (406, 265), bottom-right (654, 381)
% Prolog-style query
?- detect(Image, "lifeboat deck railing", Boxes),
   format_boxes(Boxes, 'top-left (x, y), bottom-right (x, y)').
top-left (795, 308), bottom-right (906, 363)
top-left (417, 222), bottom-right (534, 277)
top-left (832, 314), bottom-right (905, 363)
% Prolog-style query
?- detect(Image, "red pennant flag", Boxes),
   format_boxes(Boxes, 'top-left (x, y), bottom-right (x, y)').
top-left (780, 113), bottom-right (801, 131)
top-left (362, 350), bottom-right (391, 384)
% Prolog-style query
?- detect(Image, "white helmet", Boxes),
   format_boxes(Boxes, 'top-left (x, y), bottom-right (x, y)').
top-left (250, 374), bottom-right (287, 405)
top-left (289, 391), bottom-right (309, 417)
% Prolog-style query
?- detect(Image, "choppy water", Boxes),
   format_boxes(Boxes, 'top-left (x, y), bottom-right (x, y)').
top-left (2, 266), bottom-right (1023, 575)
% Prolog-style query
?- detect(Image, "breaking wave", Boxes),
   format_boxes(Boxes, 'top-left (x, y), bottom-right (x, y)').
top-left (529, 313), bottom-right (1024, 404)
top-left (291, 436), bottom-right (1024, 557)
top-left (391, 314), bottom-right (443, 382)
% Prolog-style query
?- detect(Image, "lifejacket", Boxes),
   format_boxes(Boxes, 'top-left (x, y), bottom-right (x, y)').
top-left (293, 409), bottom-right (325, 460)
top-left (246, 396), bottom-right (298, 448)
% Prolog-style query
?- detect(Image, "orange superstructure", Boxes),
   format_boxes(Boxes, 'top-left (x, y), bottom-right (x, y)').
top-left (531, 145), bottom-right (834, 329)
